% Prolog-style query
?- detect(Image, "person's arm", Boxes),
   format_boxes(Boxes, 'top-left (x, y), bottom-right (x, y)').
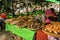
top-left (51, 13), bottom-right (56, 17)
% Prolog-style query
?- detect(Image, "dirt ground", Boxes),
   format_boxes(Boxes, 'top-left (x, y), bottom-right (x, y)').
top-left (0, 31), bottom-right (15, 40)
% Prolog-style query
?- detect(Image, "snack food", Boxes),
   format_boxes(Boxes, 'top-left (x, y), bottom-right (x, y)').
top-left (26, 19), bottom-right (41, 30)
top-left (5, 15), bottom-right (42, 29)
top-left (16, 19), bottom-right (26, 28)
top-left (44, 22), bottom-right (60, 34)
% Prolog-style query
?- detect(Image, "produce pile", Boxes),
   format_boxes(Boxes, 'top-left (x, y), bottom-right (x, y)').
top-left (44, 22), bottom-right (60, 34)
top-left (5, 15), bottom-right (42, 30)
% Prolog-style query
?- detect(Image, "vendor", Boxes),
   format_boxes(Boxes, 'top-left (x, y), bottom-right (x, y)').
top-left (1, 11), bottom-right (7, 20)
top-left (48, 8), bottom-right (57, 21)
top-left (0, 14), bottom-right (5, 31)
top-left (45, 6), bottom-right (57, 24)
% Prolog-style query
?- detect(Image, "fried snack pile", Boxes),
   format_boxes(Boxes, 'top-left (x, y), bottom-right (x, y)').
top-left (26, 19), bottom-right (41, 29)
top-left (5, 16), bottom-right (41, 30)
top-left (45, 22), bottom-right (60, 34)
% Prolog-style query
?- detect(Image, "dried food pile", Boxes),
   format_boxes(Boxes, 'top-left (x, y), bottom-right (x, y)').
top-left (5, 16), bottom-right (42, 30)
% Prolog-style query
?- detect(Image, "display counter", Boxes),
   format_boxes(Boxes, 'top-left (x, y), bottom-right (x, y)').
top-left (5, 19), bottom-right (60, 40)
top-left (5, 23), bottom-right (36, 40)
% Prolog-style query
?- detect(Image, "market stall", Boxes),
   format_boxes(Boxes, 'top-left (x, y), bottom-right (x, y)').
top-left (5, 23), bottom-right (36, 40)
top-left (5, 15), bottom-right (60, 40)
top-left (0, 0), bottom-right (60, 40)
top-left (5, 21), bottom-right (60, 40)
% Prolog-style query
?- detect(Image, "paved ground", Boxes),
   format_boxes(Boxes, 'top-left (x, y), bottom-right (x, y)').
top-left (0, 31), bottom-right (15, 40)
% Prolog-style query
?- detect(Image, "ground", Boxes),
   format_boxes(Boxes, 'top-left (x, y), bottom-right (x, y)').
top-left (0, 31), bottom-right (15, 40)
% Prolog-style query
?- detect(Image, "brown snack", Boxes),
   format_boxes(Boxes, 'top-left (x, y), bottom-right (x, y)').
top-left (26, 19), bottom-right (41, 30)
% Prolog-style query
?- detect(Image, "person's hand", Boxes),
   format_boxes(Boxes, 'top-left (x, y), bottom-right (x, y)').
top-left (51, 14), bottom-right (56, 17)
top-left (0, 16), bottom-right (2, 18)
top-left (46, 14), bottom-right (51, 17)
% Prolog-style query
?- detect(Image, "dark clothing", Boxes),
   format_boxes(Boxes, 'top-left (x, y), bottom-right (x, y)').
top-left (0, 18), bottom-right (5, 31)
top-left (48, 16), bottom-right (57, 21)
top-left (45, 8), bottom-right (57, 22)
top-left (0, 1), bottom-right (3, 10)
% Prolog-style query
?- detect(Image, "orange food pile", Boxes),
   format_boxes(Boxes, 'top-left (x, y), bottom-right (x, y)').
top-left (45, 22), bottom-right (60, 34)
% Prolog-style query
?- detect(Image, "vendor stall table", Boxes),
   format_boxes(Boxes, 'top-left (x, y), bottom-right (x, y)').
top-left (5, 23), bottom-right (60, 40)
top-left (5, 23), bottom-right (36, 40)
